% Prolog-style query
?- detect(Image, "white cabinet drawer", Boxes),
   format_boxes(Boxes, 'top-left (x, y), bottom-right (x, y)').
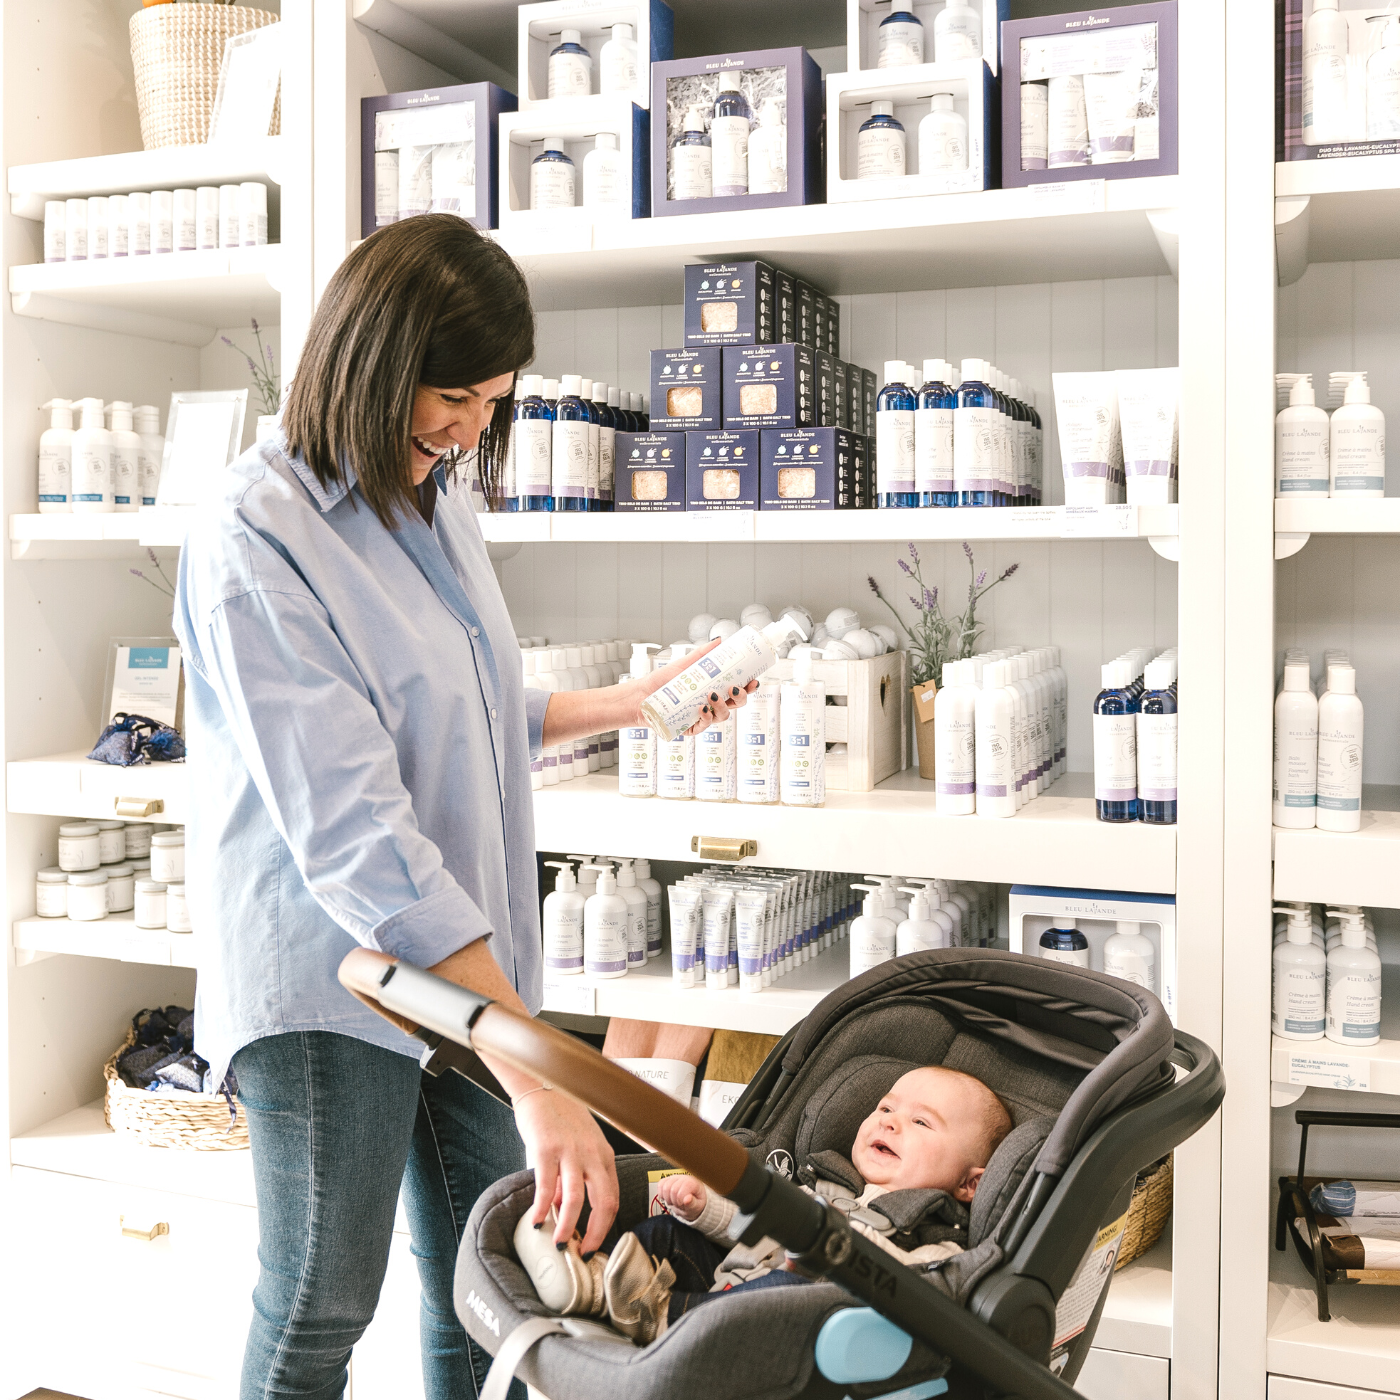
top-left (1271, 1379), bottom-right (1400, 1400)
top-left (7, 752), bottom-right (187, 823)
top-left (1076, 1347), bottom-right (1170, 1400)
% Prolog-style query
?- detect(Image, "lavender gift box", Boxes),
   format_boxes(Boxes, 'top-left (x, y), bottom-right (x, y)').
top-left (650, 47), bottom-right (824, 216)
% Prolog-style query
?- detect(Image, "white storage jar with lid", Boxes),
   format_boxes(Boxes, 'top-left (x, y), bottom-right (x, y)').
top-left (134, 880), bottom-right (167, 929)
top-left (150, 830), bottom-right (185, 883)
top-left (124, 822), bottom-right (153, 858)
top-left (95, 820), bottom-right (126, 864)
top-left (165, 882), bottom-right (191, 933)
top-left (68, 871), bottom-right (109, 921)
top-left (36, 868), bottom-right (68, 918)
top-left (104, 863), bottom-right (135, 913)
top-left (58, 822), bottom-right (101, 871)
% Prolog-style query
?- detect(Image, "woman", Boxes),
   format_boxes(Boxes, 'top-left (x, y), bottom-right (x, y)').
top-left (175, 215), bottom-right (750, 1399)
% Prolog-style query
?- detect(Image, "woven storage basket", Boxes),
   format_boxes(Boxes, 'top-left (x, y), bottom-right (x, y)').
top-left (129, 3), bottom-right (280, 150)
top-left (103, 1026), bottom-right (249, 1150)
top-left (1115, 1152), bottom-right (1173, 1269)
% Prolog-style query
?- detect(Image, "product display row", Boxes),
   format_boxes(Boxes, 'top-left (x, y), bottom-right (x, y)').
top-left (1272, 650), bottom-right (1364, 831)
top-left (1051, 367), bottom-right (1180, 507)
top-left (37, 399), bottom-right (164, 513)
top-left (1274, 372), bottom-right (1386, 498)
top-left (37, 820), bottom-right (187, 929)
top-left (1272, 902), bottom-right (1382, 1047)
top-left (1092, 649), bottom-right (1179, 825)
top-left (40, 184), bottom-right (270, 264)
top-left (1291, 0), bottom-right (1400, 153)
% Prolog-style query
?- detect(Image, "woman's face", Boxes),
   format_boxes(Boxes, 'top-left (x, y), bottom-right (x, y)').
top-left (409, 373), bottom-right (516, 484)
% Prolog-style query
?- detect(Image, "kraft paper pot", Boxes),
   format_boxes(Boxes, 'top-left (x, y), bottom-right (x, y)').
top-left (911, 683), bottom-right (937, 780)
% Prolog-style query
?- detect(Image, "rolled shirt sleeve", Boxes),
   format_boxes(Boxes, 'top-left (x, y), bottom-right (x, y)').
top-left (524, 685), bottom-right (551, 758)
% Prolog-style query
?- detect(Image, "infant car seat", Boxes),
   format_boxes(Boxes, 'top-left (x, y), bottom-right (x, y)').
top-left (340, 947), bottom-right (1224, 1400)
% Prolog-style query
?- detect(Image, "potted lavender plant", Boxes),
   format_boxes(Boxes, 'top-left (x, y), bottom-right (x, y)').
top-left (222, 318), bottom-right (280, 441)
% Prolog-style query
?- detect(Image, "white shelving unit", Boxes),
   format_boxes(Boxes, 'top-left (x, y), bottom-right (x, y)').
top-left (13, 914), bottom-right (197, 970)
top-left (8, 508), bottom-right (190, 560)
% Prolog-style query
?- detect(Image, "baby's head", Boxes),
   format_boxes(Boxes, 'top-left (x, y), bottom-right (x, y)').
top-left (850, 1066), bottom-right (1012, 1203)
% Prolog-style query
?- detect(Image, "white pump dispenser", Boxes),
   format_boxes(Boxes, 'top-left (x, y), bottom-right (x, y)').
top-left (632, 856), bottom-right (664, 958)
top-left (848, 883), bottom-right (897, 977)
top-left (133, 404), bottom-right (164, 506)
top-left (542, 861), bottom-right (586, 974)
top-left (895, 886), bottom-right (953, 954)
top-left (1328, 372), bottom-right (1385, 499)
top-left (781, 645), bottom-right (827, 808)
top-left (1272, 904), bottom-right (1326, 1040)
top-left (582, 865), bottom-right (628, 979)
top-left (1325, 907), bottom-right (1382, 1047)
top-left (1103, 920), bottom-right (1156, 992)
top-left (38, 399), bottom-right (74, 512)
top-left (619, 643), bottom-right (661, 797)
top-left (105, 401), bottom-right (142, 512)
top-left (1275, 373), bottom-right (1330, 498)
top-left (71, 396), bottom-right (114, 513)
top-left (614, 859), bottom-right (649, 970)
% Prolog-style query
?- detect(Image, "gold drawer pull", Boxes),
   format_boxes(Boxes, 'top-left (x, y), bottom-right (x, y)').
top-left (120, 1218), bottom-right (169, 1242)
top-left (690, 835), bottom-right (757, 862)
top-left (115, 797), bottom-right (164, 819)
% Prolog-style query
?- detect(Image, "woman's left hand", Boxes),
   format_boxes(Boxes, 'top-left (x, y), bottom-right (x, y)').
top-left (624, 637), bottom-right (758, 736)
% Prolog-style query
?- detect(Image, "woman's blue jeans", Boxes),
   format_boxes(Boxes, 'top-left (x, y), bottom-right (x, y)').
top-left (234, 1030), bottom-right (526, 1400)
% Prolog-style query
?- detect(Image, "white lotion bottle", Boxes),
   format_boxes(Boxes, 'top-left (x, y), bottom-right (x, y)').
top-left (1316, 663), bottom-right (1363, 833)
top-left (1272, 905), bottom-right (1326, 1041)
top-left (895, 886), bottom-right (953, 954)
top-left (1325, 908), bottom-right (1381, 1047)
top-left (614, 859), bottom-right (649, 971)
top-left (1367, 17), bottom-right (1400, 138)
top-left (975, 660), bottom-right (1017, 818)
top-left (935, 660), bottom-right (977, 816)
top-left (133, 404), bottom-right (165, 506)
top-left (582, 132), bottom-right (626, 212)
top-left (919, 93), bottom-right (968, 172)
top-left (1303, 0), bottom-right (1350, 145)
top-left (542, 861), bottom-right (586, 974)
top-left (1329, 373), bottom-right (1385, 498)
top-left (1275, 374), bottom-right (1330, 498)
top-left (582, 865), bottom-right (629, 979)
top-left (672, 105), bottom-right (713, 200)
top-left (780, 645), bottom-right (827, 808)
top-left (747, 99), bottom-right (787, 195)
top-left (599, 22), bottom-right (638, 96)
top-left (1103, 920), bottom-right (1156, 992)
top-left (656, 644), bottom-right (696, 799)
top-left (934, 0), bottom-right (983, 62)
top-left (848, 884), bottom-right (897, 978)
top-left (70, 397), bottom-right (114, 513)
top-left (633, 856), bottom-right (664, 959)
top-left (738, 675), bottom-right (781, 804)
top-left (619, 642), bottom-right (661, 797)
top-left (38, 399), bottom-right (74, 513)
top-left (1274, 658), bottom-right (1318, 828)
top-left (105, 401), bottom-right (142, 513)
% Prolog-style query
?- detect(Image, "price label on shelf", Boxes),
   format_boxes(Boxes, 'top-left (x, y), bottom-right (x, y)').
top-left (1284, 1050), bottom-right (1370, 1092)
top-left (1028, 179), bottom-right (1107, 216)
top-left (542, 979), bottom-right (597, 1017)
top-left (1061, 504), bottom-right (1138, 537)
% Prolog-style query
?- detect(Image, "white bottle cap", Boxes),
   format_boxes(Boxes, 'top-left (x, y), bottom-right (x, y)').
top-left (580, 378), bottom-right (594, 398)
top-left (521, 650), bottom-right (536, 677)
top-left (565, 646), bottom-right (583, 668)
top-left (870, 100), bottom-right (895, 117)
top-left (961, 358), bottom-right (981, 383)
top-left (543, 379), bottom-right (559, 398)
top-left (719, 70), bottom-right (743, 91)
top-left (1144, 658), bottom-right (1172, 692)
top-left (523, 374), bottom-right (544, 395)
top-left (593, 380), bottom-right (610, 401)
top-left (1327, 663), bottom-right (1356, 694)
top-left (596, 132), bottom-right (618, 150)
top-left (1282, 661), bottom-right (1309, 691)
top-left (1290, 375), bottom-right (1315, 407)
top-left (105, 401), bottom-right (135, 430)
top-left (545, 860), bottom-right (576, 891)
top-left (1344, 375), bottom-right (1370, 404)
top-left (984, 660), bottom-right (1009, 688)
top-left (543, 135), bottom-right (567, 153)
top-left (612, 22), bottom-right (633, 38)
top-left (630, 641), bottom-right (661, 678)
top-left (560, 374), bottom-right (583, 396)
top-left (76, 396), bottom-right (106, 427)
top-left (685, 105), bottom-right (708, 132)
top-left (560, 28), bottom-right (583, 45)
top-left (931, 93), bottom-right (955, 111)
top-left (41, 399), bottom-right (74, 427)
top-left (883, 360), bottom-right (905, 384)
top-left (760, 99), bottom-right (784, 126)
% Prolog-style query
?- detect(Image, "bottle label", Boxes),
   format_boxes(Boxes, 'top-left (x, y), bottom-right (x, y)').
top-left (585, 909), bottom-right (628, 974)
top-left (600, 45), bottom-right (637, 94)
top-left (935, 710), bottom-right (975, 794)
top-left (876, 408), bottom-right (915, 493)
top-left (618, 727), bottom-right (656, 796)
top-left (112, 448), bottom-right (138, 507)
top-left (1276, 420), bottom-right (1329, 492)
top-left (877, 21), bottom-right (924, 67)
top-left (1021, 83), bottom-right (1049, 167)
top-left (954, 406), bottom-right (997, 492)
top-left (781, 688), bottom-right (825, 805)
top-left (1104, 950), bottom-right (1154, 990)
top-left (1327, 969), bottom-right (1381, 1040)
top-left (1273, 714), bottom-right (1318, 805)
top-left (914, 406), bottom-right (954, 493)
top-left (1368, 63), bottom-right (1400, 138)
top-left (1316, 728), bottom-right (1362, 810)
top-left (598, 425), bottom-right (615, 497)
top-left (935, 13), bottom-right (982, 60)
top-left (39, 444), bottom-right (71, 503)
top-left (515, 420), bottom-right (551, 492)
top-left (1093, 712), bottom-right (1137, 801)
top-left (547, 53), bottom-right (591, 99)
top-left (545, 908), bottom-right (584, 970)
top-left (73, 448), bottom-right (110, 503)
top-left (584, 152), bottom-right (625, 208)
top-left (672, 144), bottom-right (712, 200)
top-left (658, 738), bottom-right (693, 794)
top-left (138, 447), bottom-right (161, 506)
top-left (551, 420), bottom-right (589, 497)
top-left (531, 160), bottom-right (576, 211)
top-left (697, 726), bottom-right (736, 800)
top-left (920, 118), bottom-right (967, 172)
top-left (587, 422), bottom-right (600, 498)
top-left (1136, 711), bottom-right (1177, 801)
top-left (857, 127), bottom-right (906, 180)
top-left (748, 130), bottom-right (787, 195)
top-left (711, 115), bottom-right (750, 194)
top-left (1273, 963), bottom-right (1325, 1035)
top-left (1331, 418), bottom-right (1385, 493)
top-left (975, 710), bottom-right (1011, 797)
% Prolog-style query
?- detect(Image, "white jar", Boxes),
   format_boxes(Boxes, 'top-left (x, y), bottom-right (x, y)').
top-left (58, 822), bottom-right (101, 872)
top-left (135, 879), bottom-right (167, 930)
top-left (130, 858), bottom-right (152, 878)
top-left (36, 868), bottom-right (68, 918)
top-left (104, 862), bottom-right (135, 913)
top-left (150, 831), bottom-right (185, 883)
top-left (96, 819), bottom-right (127, 864)
top-left (166, 882), bottom-right (192, 933)
top-left (124, 822), bottom-right (154, 858)
top-left (68, 871), bottom-right (109, 922)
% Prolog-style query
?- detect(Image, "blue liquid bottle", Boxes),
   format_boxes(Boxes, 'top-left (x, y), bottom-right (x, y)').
top-left (594, 381), bottom-right (617, 511)
top-left (954, 358), bottom-right (996, 507)
top-left (1006, 377), bottom-right (1029, 506)
top-left (515, 374), bottom-right (554, 513)
top-left (876, 360), bottom-right (918, 508)
top-left (916, 358), bottom-right (957, 507)
top-left (551, 374), bottom-right (590, 513)
top-left (877, 8), bottom-right (925, 66)
top-left (986, 366), bottom-right (1010, 507)
top-left (1093, 658), bottom-right (1138, 824)
top-left (712, 71), bottom-right (753, 197)
top-left (579, 377), bottom-right (601, 512)
top-left (1039, 924), bottom-right (1090, 967)
top-left (530, 138), bottom-right (576, 211)
top-left (1137, 656), bottom-right (1178, 825)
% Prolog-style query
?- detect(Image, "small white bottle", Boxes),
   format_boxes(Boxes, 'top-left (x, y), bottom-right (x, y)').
top-left (1368, 17), bottom-right (1400, 137)
top-left (1275, 374), bottom-right (1330, 498)
top-left (71, 397), bottom-right (114, 513)
top-left (619, 643), bottom-right (661, 797)
top-left (1316, 663), bottom-right (1363, 833)
top-left (547, 29), bottom-right (592, 99)
top-left (975, 660), bottom-right (1017, 818)
top-left (240, 183), bottom-right (269, 246)
top-left (848, 884), bottom-right (897, 977)
top-left (696, 714), bottom-right (738, 802)
top-left (599, 22), bottom-right (638, 96)
top-left (934, 0), bottom-right (983, 62)
top-left (633, 856), bottom-right (664, 958)
top-left (220, 184), bottom-right (242, 248)
top-left (582, 865), bottom-right (629, 979)
top-left (737, 675), bottom-right (781, 804)
top-left (43, 201), bottom-right (65, 263)
top-left (614, 859), bottom-right (649, 971)
top-left (196, 185), bottom-right (220, 250)
top-left (38, 399), bottom-right (74, 513)
top-left (107, 194), bottom-right (129, 258)
top-left (1325, 908), bottom-right (1381, 1047)
top-left (780, 646), bottom-right (827, 808)
top-left (582, 132), bottom-right (626, 212)
top-left (86, 196), bottom-right (109, 260)
top-left (105, 402), bottom-right (142, 513)
top-left (919, 93), bottom-right (969, 173)
top-left (1272, 905), bottom-right (1327, 1041)
top-left (173, 188), bottom-right (198, 251)
top-left (895, 886), bottom-right (953, 954)
top-left (531, 137), bottom-right (577, 211)
top-left (64, 198), bottom-right (88, 260)
top-left (934, 660), bottom-right (977, 816)
top-left (747, 99), bottom-right (788, 195)
top-left (1103, 920), bottom-right (1156, 992)
top-left (1328, 373), bottom-right (1385, 498)
top-left (1303, 0), bottom-right (1350, 145)
top-left (1273, 658), bottom-right (1318, 828)
top-left (857, 101), bottom-right (907, 180)
top-left (672, 105), bottom-right (713, 200)
top-left (128, 192), bottom-right (151, 256)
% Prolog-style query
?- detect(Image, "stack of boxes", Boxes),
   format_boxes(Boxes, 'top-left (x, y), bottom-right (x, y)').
top-left (617, 261), bottom-right (875, 512)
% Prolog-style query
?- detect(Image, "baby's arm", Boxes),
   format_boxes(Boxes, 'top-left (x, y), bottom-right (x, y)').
top-left (655, 1174), bottom-right (738, 1242)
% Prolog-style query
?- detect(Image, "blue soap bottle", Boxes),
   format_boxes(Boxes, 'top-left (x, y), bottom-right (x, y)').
top-left (1137, 656), bottom-right (1178, 826)
top-left (877, 7), bottom-right (925, 67)
top-left (516, 376), bottom-right (554, 513)
top-left (551, 374), bottom-right (590, 513)
top-left (955, 359), bottom-right (995, 507)
top-left (917, 360), bottom-right (957, 508)
top-left (1093, 658), bottom-right (1138, 824)
top-left (876, 360), bottom-right (919, 509)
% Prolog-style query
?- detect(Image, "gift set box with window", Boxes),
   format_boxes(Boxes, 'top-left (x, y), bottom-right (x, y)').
top-left (517, 0), bottom-right (673, 111)
top-left (361, 83), bottom-right (516, 236)
top-left (847, 0), bottom-right (1009, 76)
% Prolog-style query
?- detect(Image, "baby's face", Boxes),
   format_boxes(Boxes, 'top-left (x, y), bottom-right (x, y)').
top-left (850, 1069), bottom-right (990, 1202)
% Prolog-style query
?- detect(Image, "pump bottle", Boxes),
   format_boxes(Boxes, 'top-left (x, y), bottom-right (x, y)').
top-left (599, 22), bottom-right (638, 95)
top-left (857, 102), bottom-right (906, 180)
top-left (1275, 374), bottom-right (1330, 498)
top-left (1272, 905), bottom-right (1326, 1041)
top-left (542, 862), bottom-right (586, 974)
top-left (632, 857), bottom-right (664, 957)
top-left (105, 402), bottom-right (142, 512)
top-left (1273, 657), bottom-right (1318, 827)
top-left (895, 886), bottom-right (953, 954)
top-left (747, 99), bottom-right (787, 195)
top-left (70, 397), bottom-right (114, 513)
top-left (780, 646), bottom-right (828, 808)
top-left (614, 859), bottom-right (649, 970)
top-left (934, 0), bottom-right (982, 61)
top-left (877, 7), bottom-right (924, 67)
top-left (1103, 920), bottom-right (1156, 991)
top-left (1328, 372), bottom-right (1385, 498)
top-left (1325, 907), bottom-right (1381, 1047)
top-left (919, 94), bottom-right (968, 172)
top-left (1316, 663), bottom-right (1363, 833)
top-left (582, 865), bottom-right (628, 978)
top-left (619, 643), bottom-right (661, 796)
top-left (38, 400), bottom-right (74, 512)
top-left (530, 137), bottom-right (576, 210)
top-left (1303, 0), bottom-right (1350, 145)
top-left (848, 884), bottom-right (897, 977)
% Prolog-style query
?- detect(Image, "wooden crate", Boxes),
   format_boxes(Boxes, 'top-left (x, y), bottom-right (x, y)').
top-left (768, 649), bottom-right (909, 791)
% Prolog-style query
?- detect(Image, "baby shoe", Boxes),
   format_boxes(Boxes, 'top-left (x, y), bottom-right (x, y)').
top-left (602, 1231), bottom-right (676, 1345)
top-left (514, 1208), bottom-right (607, 1317)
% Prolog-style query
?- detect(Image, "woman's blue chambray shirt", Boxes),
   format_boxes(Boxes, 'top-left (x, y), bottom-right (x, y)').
top-left (174, 435), bottom-right (547, 1089)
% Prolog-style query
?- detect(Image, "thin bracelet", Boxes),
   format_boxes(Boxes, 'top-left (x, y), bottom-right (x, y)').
top-left (511, 1084), bottom-right (553, 1109)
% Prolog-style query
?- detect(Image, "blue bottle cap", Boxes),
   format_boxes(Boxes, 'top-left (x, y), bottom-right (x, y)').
top-left (1039, 927), bottom-right (1088, 952)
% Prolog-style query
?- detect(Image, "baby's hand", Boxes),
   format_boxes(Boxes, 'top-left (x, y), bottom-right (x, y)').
top-left (656, 1174), bottom-right (707, 1221)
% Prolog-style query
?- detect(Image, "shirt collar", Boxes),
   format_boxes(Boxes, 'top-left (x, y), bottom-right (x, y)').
top-left (286, 446), bottom-right (359, 514)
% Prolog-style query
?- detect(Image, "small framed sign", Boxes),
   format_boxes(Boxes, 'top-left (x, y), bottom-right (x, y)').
top-left (103, 637), bottom-right (184, 731)
top-left (156, 390), bottom-right (248, 507)
top-left (209, 24), bottom-right (283, 143)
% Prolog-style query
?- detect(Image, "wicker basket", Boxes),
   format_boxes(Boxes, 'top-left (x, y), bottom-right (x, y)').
top-left (129, 3), bottom-right (280, 150)
top-left (1115, 1153), bottom-right (1173, 1269)
top-left (103, 1026), bottom-right (249, 1151)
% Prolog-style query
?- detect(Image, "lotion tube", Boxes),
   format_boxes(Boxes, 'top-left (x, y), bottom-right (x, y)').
top-left (668, 885), bottom-right (702, 987)
top-left (1083, 70), bottom-right (1137, 163)
top-left (701, 887), bottom-right (736, 991)
top-left (1052, 372), bottom-right (1119, 506)
top-left (1116, 368), bottom-right (1179, 506)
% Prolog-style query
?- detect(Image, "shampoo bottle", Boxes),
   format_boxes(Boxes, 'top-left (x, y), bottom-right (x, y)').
top-left (673, 105), bottom-right (713, 200)
top-left (70, 397), bottom-right (114, 514)
top-left (1275, 374), bottom-right (1330, 498)
top-left (38, 399), bottom-right (74, 513)
top-left (738, 675), bottom-right (781, 804)
top-left (934, 0), bottom-right (983, 62)
top-left (1039, 921), bottom-right (1090, 967)
top-left (1303, 0), bottom-right (1350, 145)
top-left (619, 642), bottom-right (661, 796)
top-left (656, 645), bottom-right (696, 798)
top-left (582, 133), bottom-right (626, 213)
top-left (530, 137), bottom-right (576, 211)
top-left (551, 375), bottom-right (590, 511)
top-left (876, 361), bottom-right (918, 507)
top-left (515, 375), bottom-right (553, 512)
top-left (919, 94), bottom-right (968, 172)
top-left (592, 383), bottom-right (616, 507)
top-left (1328, 372), bottom-right (1385, 498)
top-left (599, 22), bottom-right (638, 96)
top-left (711, 71), bottom-right (752, 197)
top-left (633, 856), bottom-right (664, 958)
top-left (1093, 659), bottom-right (1137, 823)
top-left (542, 861), bottom-right (586, 974)
top-left (877, 8), bottom-right (924, 67)
top-left (916, 359), bottom-right (957, 507)
top-left (1325, 907), bottom-right (1381, 1047)
top-left (780, 646), bottom-right (827, 808)
top-left (857, 101), bottom-right (906, 180)
top-left (954, 359), bottom-right (996, 507)
top-left (1103, 920), bottom-right (1156, 991)
top-left (1316, 663), bottom-right (1363, 833)
top-left (935, 660), bottom-right (977, 815)
top-left (1367, 16), bottom-right (1400, 138)
top-left (105, 401), bottom-right (142, 513)
top-left (582, 865), bottom-right (629, 978)
top-left (895, 886), bottom-right (953, 954)
top-left (975, 660), bottom-right (1016, 818)
top-left (696, 713), bottom-right (738, 802)
top-left (547, 29), bottom-right (592, 99)
top-left (1137, 657), bottom-right (1178, 825)
top-left (848, 884), bottom-right (897, 977)
top-left (1272, 905), bottom-right (1326, 1041)
top-left (1273, 657), bottom-right (1318, 828)
top-left (747, 99), bottom-right (787, 195)
top-left (614, 859), bottom-right (649, 970)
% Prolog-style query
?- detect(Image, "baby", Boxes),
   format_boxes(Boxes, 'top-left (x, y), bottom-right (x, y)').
top-left (517, 1066), bottom-right (1012, 1345)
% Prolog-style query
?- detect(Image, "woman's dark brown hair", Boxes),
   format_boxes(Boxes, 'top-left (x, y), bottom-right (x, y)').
top-left (283, 213), bottom-right (534, 525)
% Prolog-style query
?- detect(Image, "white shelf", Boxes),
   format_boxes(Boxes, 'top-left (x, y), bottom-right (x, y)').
top-left (535, 771), bottom-right (1177, 894)
top-left (7, 750), bottom-right (188, 825)
top-left (7, 139), bottom-right (284, 221)
top-left (1270, 966), bottom-right (1400, 1098)
top-left (9, 509), bottom-right (190, 559)
top-left (1277, 156), bottom-right (1400, 265)
top-left (1272, 787), bottom-right (1400, 909)
top-left (1268, 1235), bottom-right (1400, 1393)
top-left (484, 504), bottom-right (1180, 547)
top-left (1274, 498), bottom-right (1400, 536)
top-left (498, 178), bottom-right (1180, 311)
top-left (9, 244), bottom-right (282, 346)
top-left (13, 912), bottom-right (195, 969)
top-left (1096, 1235), bottom-right (1174, 1360)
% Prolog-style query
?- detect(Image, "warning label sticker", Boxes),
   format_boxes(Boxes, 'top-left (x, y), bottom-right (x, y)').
top-left (1052, 1212), bottom-right (1127, 1351)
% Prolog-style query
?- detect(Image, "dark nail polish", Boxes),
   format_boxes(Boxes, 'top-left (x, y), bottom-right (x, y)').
top-left (533, 1222), bottom-right (545, 1230)
top-left (556, 1240), bottom-right (568, 1251)
top-left (731, 687), bottom-right (740, 696)
top-left (710, 692), bottom-right (719, 702)
top-left (582, 1251), bottom-right (596, 1262)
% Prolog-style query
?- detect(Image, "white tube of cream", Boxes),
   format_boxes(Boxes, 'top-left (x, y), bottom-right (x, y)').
top-left (1115, 367), bottom-right (1179, 505)
top-left (1052, 371), bottom-right (1120, 505)
top-left (668, 884), bottom-right (703, 987)
top-left (1083, 70), bottom-right (1138, 164)
top-left (1047, 74), bottom-right (1089, 167)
